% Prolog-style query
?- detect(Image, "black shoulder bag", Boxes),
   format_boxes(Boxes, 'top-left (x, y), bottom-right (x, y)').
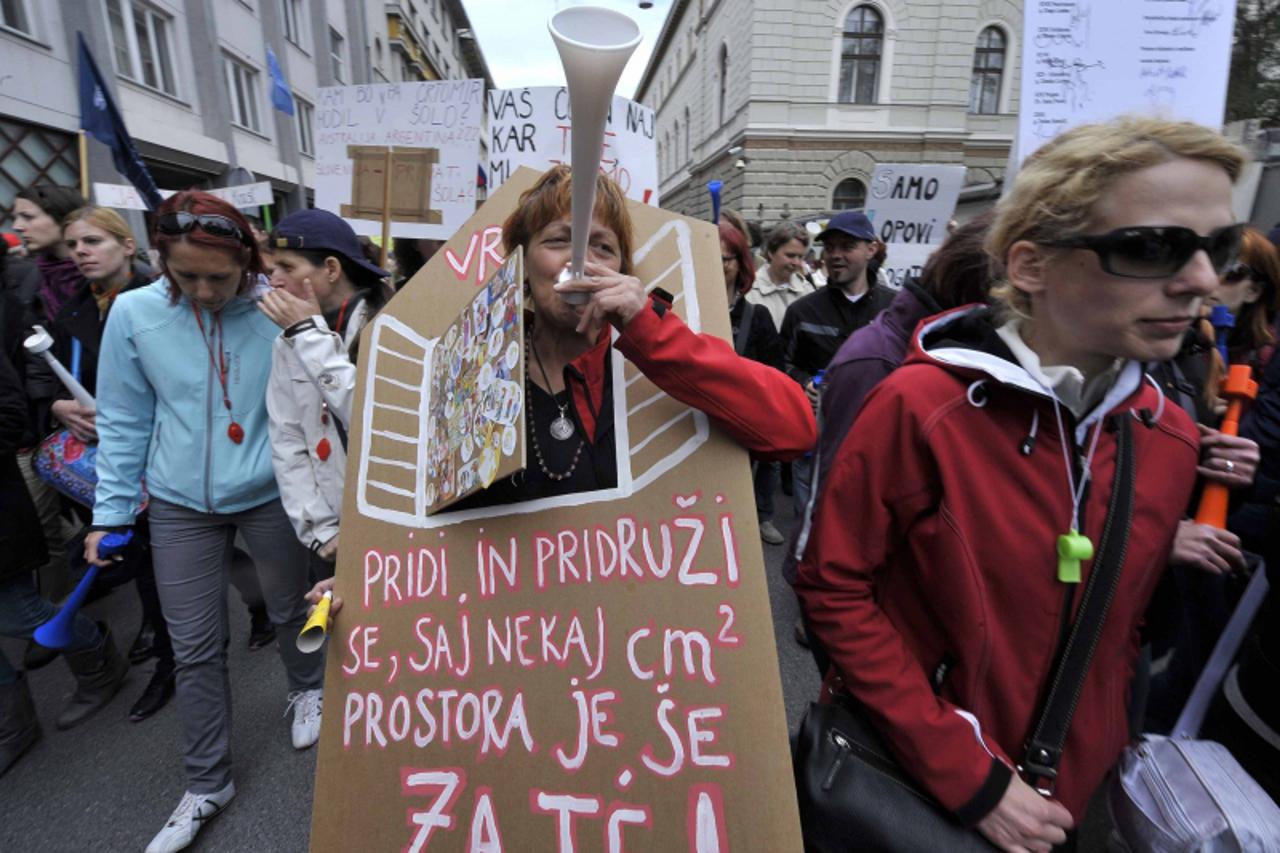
top-left (793, 416), bottom-right (1135, 852)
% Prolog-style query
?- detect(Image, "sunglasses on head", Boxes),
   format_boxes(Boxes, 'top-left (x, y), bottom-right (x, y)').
top-left (1040, 223), bottom-right (1243, 279)
top-left (156, 212), bottom-right (248, 245)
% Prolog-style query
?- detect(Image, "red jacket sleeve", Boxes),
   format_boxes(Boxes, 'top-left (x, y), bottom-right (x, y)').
top-left (793, 379), bottom-right (1014, 824)
top-left (615, 296), bottom-right (817, 461)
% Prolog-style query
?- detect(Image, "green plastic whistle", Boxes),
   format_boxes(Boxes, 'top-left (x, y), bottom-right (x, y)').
top-left (1056, 530), bottom-right (1093, 584)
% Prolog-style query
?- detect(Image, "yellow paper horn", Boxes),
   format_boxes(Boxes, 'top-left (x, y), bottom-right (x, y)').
top-left (297, 590), bottom-right (332, 654)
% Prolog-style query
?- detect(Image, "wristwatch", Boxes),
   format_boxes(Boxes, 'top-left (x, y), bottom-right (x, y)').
top-left (284, 317), bottom-right (320, 338)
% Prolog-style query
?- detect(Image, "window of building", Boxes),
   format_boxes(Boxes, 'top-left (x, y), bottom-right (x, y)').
top-left (281, 0), bottom-right (307, 47)
top-left (718, 44), bottom-right (727, 125)
top-left (224, 56), bottom-right (262, 133)
top-left (1, 0), bottom-right (33, 35)
top-left (838, 5), bottom-right (882, 105)
top-left (832, 178), bottom-right (867, 211)
top-left (329, 27), bottom-right (346, 83)
top-left (104, 0), bottom-right (179, 97)
top-left (968, 26), bottom-right (1005, 114)
top-left (672, 119), bottom-right (679, 168)
top-left (683, 106), bottom-right (690, 163)
top-left (295, 96), bottom-right (314, 155)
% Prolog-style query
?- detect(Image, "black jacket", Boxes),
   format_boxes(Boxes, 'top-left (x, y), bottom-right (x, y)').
top-left (0, 289), bottom-right (48, 580)
top-left (779, 282), bottom-right (896, 386)
top-left (729, 296), bottom-right (783, 370)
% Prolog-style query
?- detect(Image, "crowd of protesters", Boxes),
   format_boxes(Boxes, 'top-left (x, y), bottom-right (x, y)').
top-left (1, 115), bottom-right (1279, 853)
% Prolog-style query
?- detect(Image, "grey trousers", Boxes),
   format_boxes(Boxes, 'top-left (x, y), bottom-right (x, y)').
top-left (148, 497), bottom-right (325, 793)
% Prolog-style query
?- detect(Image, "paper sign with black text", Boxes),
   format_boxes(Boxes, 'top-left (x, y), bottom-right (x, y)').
top-left (314, 80), bottom-right (484, 240)
top-left (864, 164), bottom-right (966, 289)
top-left (486, 86), bottom-right (659, 205)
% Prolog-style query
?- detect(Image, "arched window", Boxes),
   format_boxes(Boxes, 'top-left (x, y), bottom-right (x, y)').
top-left (718, 44), bottom-right (728, 125)
top-left (832, 178), bottom-right (867, 211)
top-left (839, 6), bottom-right (883, 104)
top-left (968, 26), bottom-right (1005, 114)
top-left (672, 119), bottom-right (680, 169)
top-left (684, 107), bottom-right (691, 162)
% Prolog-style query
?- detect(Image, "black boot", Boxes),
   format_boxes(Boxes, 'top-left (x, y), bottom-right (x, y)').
top-left (128, 620), bottom-right (158, 665)
top-left (56, 623), bottom-right (128, 730)
top-left (22, 638), bottom-right (59, 671)
top-left (0, 672), bottom-right (42, 777)
top-left (248, 605), bottom-right (275, 651)
top-left (128, 660), bottom-right (175, 723)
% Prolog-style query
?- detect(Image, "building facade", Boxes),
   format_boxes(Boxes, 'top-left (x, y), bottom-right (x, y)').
top-left (635, 0), bottom-right (1022, 231)
top-left (0, 0), bottom-right (490, 227)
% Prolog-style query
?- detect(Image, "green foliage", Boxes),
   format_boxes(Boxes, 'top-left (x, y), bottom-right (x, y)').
top-left (1227, 0), bottom-right (1280, 125)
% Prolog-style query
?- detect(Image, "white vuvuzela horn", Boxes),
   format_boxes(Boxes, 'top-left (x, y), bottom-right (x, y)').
top-left (24, 325), bottom-right (95, 411)
top-left (548, 5), bottom-right (642, 305)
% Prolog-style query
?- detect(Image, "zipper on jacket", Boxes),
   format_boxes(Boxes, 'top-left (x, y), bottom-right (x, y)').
top-left (203, 308), bottom-right (215, 513)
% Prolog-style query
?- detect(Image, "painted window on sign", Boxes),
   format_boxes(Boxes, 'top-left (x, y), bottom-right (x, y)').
top-left (832, 178), bottom-right (866, 211)
top-left (838, 5), bottom-right (882, 105)
top-left (104, 0), bottom-right (179, 97)
top-left (969, 26), bottom-right (1005, 115)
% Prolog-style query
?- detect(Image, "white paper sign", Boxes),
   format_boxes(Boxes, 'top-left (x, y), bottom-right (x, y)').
top-left (314, 80), bottom-right (484, 240)
top-left (486, 86), bottom-right (659, 205)
top-left (864, 164), bottom-right (966, 288)
top-left (94, 181), bottom-right (274, 211)
top-left (1019, 0), bottom-right (1237, 162)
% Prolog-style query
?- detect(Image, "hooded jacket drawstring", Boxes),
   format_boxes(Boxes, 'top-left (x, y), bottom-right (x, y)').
top-left (1131, 373), bottom-right (1167, 429)
top-left (1021, 409), bottom-right (1040, 456)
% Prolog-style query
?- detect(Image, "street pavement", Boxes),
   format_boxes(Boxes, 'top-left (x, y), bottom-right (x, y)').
top-left (0, 491), bottom-right (821, 853)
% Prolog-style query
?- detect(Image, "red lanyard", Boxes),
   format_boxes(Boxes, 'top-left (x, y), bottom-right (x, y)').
top-left (335, 297), bottom-right (352, 338)
top-left (191, 303), bottom-right (244, 444)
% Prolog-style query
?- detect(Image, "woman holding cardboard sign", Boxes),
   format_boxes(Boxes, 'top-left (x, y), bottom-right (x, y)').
top-left (462, 164), bottom-right (815, 505)
top-left (307, 165), bottom-right (816, 614)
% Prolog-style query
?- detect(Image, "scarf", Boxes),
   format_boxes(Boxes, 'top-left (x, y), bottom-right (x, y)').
top-left (35, 254), bottom-right (85, 323)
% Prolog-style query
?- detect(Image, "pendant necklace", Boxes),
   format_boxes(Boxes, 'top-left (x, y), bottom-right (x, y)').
top-left (1049, 399), bottom-right (1103, 584)
top-left (528, 329), bottom-right (576, 441)
top-left (192, 303), bottom-right (244, 444)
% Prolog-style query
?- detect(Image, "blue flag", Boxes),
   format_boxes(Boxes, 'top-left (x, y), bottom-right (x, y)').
top-left (76, 32), bottom-right (163, 210)
top-left (266, 47), bottom-right (295, 116)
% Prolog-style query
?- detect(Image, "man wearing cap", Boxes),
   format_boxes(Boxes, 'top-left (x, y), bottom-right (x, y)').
top-left (778, 210), bottom-right (894, 515)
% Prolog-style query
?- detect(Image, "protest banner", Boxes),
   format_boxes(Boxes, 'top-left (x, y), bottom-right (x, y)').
top-left (486, 87), bottom-right (659, 205)
top-left (309, 168), bottom-right (802, 851)
top-left (92, 181), bottom-right (273, 211)
top-left (314, 80), bottom-right (484, 240)
top-left (1018, 0), bottom-right (1237, 162)
top-left (864, 164), bottom-right (966, 288)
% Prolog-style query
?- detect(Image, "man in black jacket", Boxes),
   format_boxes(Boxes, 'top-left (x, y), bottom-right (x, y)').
top-left (779, 211), bottom-right (894, 514)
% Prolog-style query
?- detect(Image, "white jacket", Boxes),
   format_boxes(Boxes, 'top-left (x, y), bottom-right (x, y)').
top-left (265, 299), bottom-right (370, 549)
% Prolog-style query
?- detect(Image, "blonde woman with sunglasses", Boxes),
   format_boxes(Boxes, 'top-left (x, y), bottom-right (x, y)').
top-left (795, 118), bottom-right (1248, 852)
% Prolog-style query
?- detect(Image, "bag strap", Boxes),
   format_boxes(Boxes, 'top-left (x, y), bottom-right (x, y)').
top-left (1171, 561), bottom-right (1269, 739)
top-left (1021, 414), bottom-right (1135, 795)
top-left (734, 300), bottom-right (754, 356)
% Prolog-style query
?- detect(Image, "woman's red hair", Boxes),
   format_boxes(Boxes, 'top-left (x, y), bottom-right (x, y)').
top-left (154, 190), bottom-right (264, 302)
top-left (719, 221), bottom-right (754, 294)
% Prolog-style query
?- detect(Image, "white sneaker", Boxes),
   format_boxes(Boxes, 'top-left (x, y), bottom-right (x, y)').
top-left (287, 688), bottom-right (323, 749)
top-left (145, 782), bottom-right (235, 853)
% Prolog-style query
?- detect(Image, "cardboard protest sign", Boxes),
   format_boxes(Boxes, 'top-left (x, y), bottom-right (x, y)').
top-left (315, 80), bottom-right (484, 240)
top-left (864, 164), bottom-right (966, 288)
top-left (1018, 0), bottom-right (1237, 162)
top-left (309, 168), bottom-right (802, 851)
top-left (486, 87), bottom-right (659, 205)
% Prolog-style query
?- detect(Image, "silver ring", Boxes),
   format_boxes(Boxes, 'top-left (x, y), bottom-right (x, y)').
top-left (1224, 459), bottom-right (1235, 473)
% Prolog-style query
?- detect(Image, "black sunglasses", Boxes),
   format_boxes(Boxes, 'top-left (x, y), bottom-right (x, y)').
top-left (1041, 223), bottom-right (1243, 279)
top-left (156, 212), bottom-right (249, 245)
top-left (1223, 261), bottom-right (1269, 287)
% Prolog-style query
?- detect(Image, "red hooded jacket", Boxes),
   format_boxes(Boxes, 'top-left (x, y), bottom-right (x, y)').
top-left (795, 307), bottom-right (1199, 824)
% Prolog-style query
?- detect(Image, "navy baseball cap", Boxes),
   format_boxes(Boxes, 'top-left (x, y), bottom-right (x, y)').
top-left (271, 209), bottom-right (388, 279)
top-left (817, 211), bottom-right (876, 243)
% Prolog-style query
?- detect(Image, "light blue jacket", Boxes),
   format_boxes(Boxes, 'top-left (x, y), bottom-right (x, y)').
top-left (93, 279), bottom-right (282, 526)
